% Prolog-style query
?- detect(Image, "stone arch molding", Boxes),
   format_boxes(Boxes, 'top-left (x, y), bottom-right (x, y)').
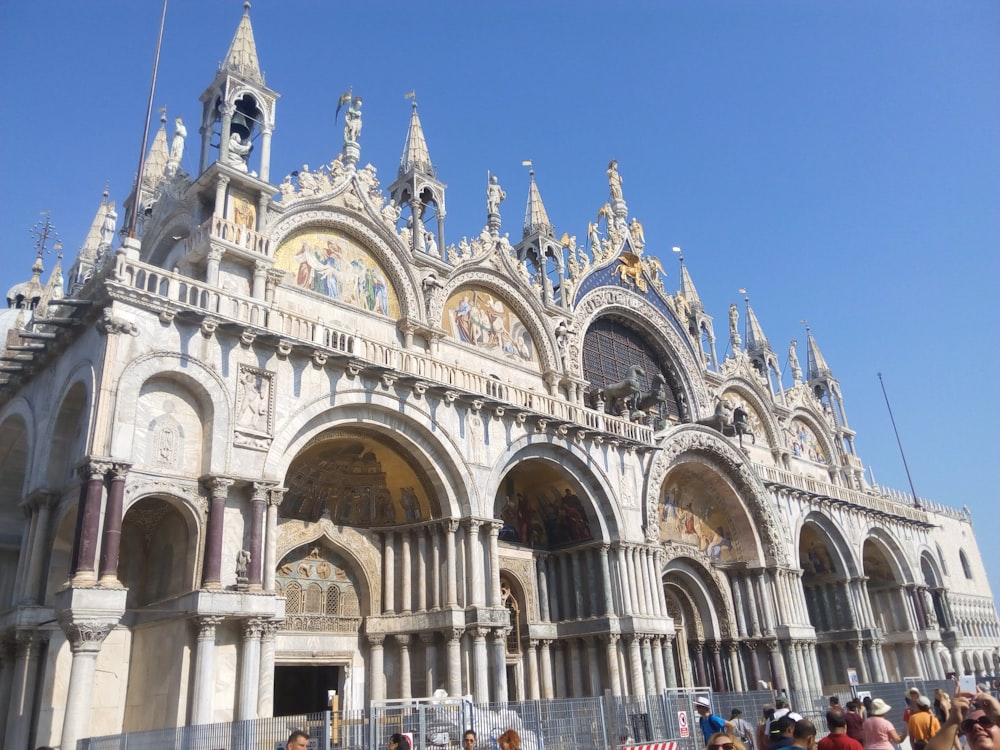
top-left (573, 287), bottom-right (710, 416)
top-left (0, 397), bottom-right (36, 491)
top-left (861, 524), bottom-right (916, 585)
top-left (268, 207), bottom-right (421, 321)
top-left (663, 554), bottom-right (737, 639)
top-left (718, 379), bottom-right (783, 448)
top-left (430, 267), bottom-right (560, 375)
top-left (262, 390), bottom-right (473, 519)
top-left (647, 425), bottom-right (789, 566)
top-left (796, 509), bottom-right (861, 579)
top-left (498, 561), bottom-right (537, 623)
top-left (276, 518), bottom-right (380, 615)
top-left (111, 352), bottom-right (232, 474)
top-left (787, 407), bottom-right (840, 468)
top-left (485, 435), bottom-right (625, 542)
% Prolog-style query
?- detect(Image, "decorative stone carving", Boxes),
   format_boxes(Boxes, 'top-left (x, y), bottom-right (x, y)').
top-left (58, 616), bottom-right (115, 653)
top-left (97, 308), bottom-right (139, 336)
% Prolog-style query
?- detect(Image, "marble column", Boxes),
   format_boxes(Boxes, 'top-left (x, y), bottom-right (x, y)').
top-left (258, 621), bottom-right (279, 718)
top-left (663, 635), bottom-right (678, 689)
top-left (191, 616), bottom-right (224, 725)
top-left (4, 631), bottom-right (43, 750)
top-left (537, 554), bottom-right (551, 621)
top-left (401, 531), bottom-right (412, 613)
top-left (467, 520), bottom-right (484, 607)
top-left (421, 633), bottom-right (437, 694)
top-left (21, 494), bottom-right (54, 603)
top-left (527, 641), bottom-right (541, 700)
top-left (383, 531), bottom-right (395, 613)
top-left (493, 629), bottom-right (509, 702)
top-left (263, 488), bottom-right (285, 592)
top-left (726, 642), bottom-right (744, 691)
top-left (369, 635), bottom-right (386, 702)
top-left (711, 642), bottom-right (726, 691)
top-left (446, 628), bottom-right (462, 697)
top-left (745, 640), bottom-right (762, 688)
top-left (570, 553), bottom-right (585, 618)
top-left (600, 545), bottom-right (615, 616)
top-left (569, 639), bottom-right (585, 698)
top-left (623, 546), bottom-right (639, 616)
top-left (98, 462), bottom-right (131, 584)
top-left (854, 640), bottom-right (870, 683)
top-left (587, 637), bottom-right (602, 696)
top-left (71, 460), bottom-right (110, 583)
top-left (248, 484), bottom-right (267, 590)
top-left (637, 547), bottom-right (652, 615)
top-left (397, 635), bottom-right (412, 700)
top-left (416, 530), bottom-right (428, 611)
top-left (445, 521), bottom-right (459, 607)
top-left (629, 636), bottom-right (645, 696)
top-left (731, 575), bottom-right (748, 637)
top-left (238, 619), bottom-right (263, 719)
top-left (488, 522), bottom-right (502, 607)
top-left (692, 641), bottom-right (707, 686)
top-left (202, 477), bottom-right (234, 588)
top-left (745, 577), bottom-right (762, 636)
top-left (651, 637), bottom-right (666, 693)
top-left (606, 634), bottom-right (623, 695)
top-left (540, 639), bottom-right (554, 699)
top-left (429, 526), bottom-right (441, 610)
top-left (473, 628), bottom-right (489, 702)
top-left (767, 641), bottom-right (785, 691)
top-left (59, 620), bottom-right (115, 750)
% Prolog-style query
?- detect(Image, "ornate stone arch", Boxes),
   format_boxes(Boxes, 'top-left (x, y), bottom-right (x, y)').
top-left (662, 555), bottom-right (737, 640)
top-left (0, 398), bottom-right (35, 499)
top-left (41, 363), bottom-right (96, 488)
top-left (573, 287), bottom-right (710, 417)
top-left (487, 435), bottom-right (623, 543)
top-left (268, 208), bottom-right (421, 322)
top-left (786, 408), bottom-right (839, 469)
top-left (796, 510), bottom-right (860, 577)
top-left (430, 267), bottom-right (559, 374)
top-left (648, 425), bottom-right (788, 565)
top-left (112, 352), bottom-right (232, 475)
top-left (263, 390), bottom-right (472, 520)
top-left (861, 525), bottom-right (915, 585)
top-left (718, 379), bottom-right (782, 448)
top-left (275, 519), bottom-right (380, 616)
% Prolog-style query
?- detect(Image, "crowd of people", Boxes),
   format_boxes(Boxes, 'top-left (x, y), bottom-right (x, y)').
top-left (693, 687), bottom-right (999, 750)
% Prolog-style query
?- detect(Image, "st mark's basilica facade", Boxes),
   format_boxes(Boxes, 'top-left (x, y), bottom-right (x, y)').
top-left (1, 8), bottom-right (998, 750)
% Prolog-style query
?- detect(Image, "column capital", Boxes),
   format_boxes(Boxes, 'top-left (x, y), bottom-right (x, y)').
top-left (474, 627), bottom-right (489, 640)
top-left (605, 633), bottom-right (621, 645)
top-left (109, 461), bottom-right (133, 480)
top-left (444, 519), bottom-right (460, 534)
top-left (242, 618), bottom-right (265, 639)
top-left (490, 627), bottom-right (511, 643)
top-left (466, 518), bottom-right (482, 534)
top-left (487, 520), bottom-right (503, 536)
top-left (76, 458), bottom-right (112, 480)
top-left (368, 633), bottom-right (386, 648)
top-left (445, 627), bottom-right (463, 643)
top-left (58, 616), bottom-right (115, 654)
top-left (261, 620), bottom-right (281, 640)
top-left (194, 615), bottom-right (225, 639)
top-left (268, 487), bottom-right (288, 507)
top-left (396, 634), bottom-right (411, 647)
top-left (251, 482), bottom-right (272, 503)
top-left (203, 476), bottom-right (236, 499)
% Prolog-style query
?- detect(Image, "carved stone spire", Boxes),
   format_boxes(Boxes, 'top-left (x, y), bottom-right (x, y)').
top-left (399, 100), bottom-right (434, 178)
top-left (743, 296), bottom-right (772, 357)
top-left (222, 1), bottom-right (264, 85)
top-left (522, 167), bottom-right (554, 239)
top-left (141, 112), bottom-right (170, 193)
top-left (676, 253), bottom-right (703, 314)
top-left (806, 325), bottom-right (833, 382)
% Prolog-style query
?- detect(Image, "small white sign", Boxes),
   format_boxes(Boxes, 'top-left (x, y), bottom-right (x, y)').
top-left (847, 668), bottom-right (859, 686)
top-left (678, 710), bottom-right (690, 739)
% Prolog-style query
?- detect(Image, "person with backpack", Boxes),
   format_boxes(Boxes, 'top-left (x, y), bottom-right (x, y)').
top-left (731, 708), bottom-right (756, 750)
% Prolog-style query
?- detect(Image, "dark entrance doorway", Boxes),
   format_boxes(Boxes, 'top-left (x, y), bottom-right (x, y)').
top-left (273, 665), bottom-right (340, 716)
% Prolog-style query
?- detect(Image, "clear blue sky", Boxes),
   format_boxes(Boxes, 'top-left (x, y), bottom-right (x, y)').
top-left (1, 2), bottom-right (998, 588)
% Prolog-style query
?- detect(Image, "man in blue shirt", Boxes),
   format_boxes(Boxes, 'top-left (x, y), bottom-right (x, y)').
top-left (696, 696), bottom-right (732, 744)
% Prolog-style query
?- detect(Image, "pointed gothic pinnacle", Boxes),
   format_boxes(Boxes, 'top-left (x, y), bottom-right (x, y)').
top-left (399, 99), bottom-right (434, 178)
top-left (805, 324), bottom-right (833, 381)
top-left (522, 166), bottom-right (554, 239)
top-left (743, 293), bottom-right (773, 355)
top-left (676, 249), bottom-right (703, 312)
top-left (222, 0), bottom-right (264, 85)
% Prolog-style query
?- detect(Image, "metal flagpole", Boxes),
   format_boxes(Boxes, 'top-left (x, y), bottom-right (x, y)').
top-left (877, 371), bottom-right (921, 508)
top-left (127, 0), bottom-right (169, 239)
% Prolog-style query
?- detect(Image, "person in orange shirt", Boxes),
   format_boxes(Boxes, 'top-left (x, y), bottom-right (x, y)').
top-left (906, 696), bottom-right (940, 750)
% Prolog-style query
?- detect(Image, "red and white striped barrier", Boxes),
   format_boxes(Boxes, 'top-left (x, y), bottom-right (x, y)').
top-left (619, 742), bottom-right (678, 750)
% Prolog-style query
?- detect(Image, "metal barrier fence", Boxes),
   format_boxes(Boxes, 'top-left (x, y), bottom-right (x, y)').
top-left (80, 680), bottom-right (960, 750)
top-left (79, 712), bottom-right (331, 750)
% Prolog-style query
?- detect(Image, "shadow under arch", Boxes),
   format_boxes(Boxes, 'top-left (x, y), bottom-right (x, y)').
top-left (264, 392), bottom-right (473, 520)
top-left (44, 373), bottom-right (94, 488)
top-left (486, 437), bottom-right (622, 544)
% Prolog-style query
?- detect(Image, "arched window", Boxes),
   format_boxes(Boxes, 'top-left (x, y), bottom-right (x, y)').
top-left (937, 544), bottom-right (949, 576)
top-left (326, 585), bottom-right (341, 615)
top-left (960, 550), bottom-right (973, 579)
top-left (285, 582), bottom-right (302, 614)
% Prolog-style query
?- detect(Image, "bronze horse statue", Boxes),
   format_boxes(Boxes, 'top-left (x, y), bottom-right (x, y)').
top-left (697, 397), bottom-right (756, 448)
top-left (599, 365), bottom-right (645, 414)
top-left (635, 372), bottom-right (669, 412)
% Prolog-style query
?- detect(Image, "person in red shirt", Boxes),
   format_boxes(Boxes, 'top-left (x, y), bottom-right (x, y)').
top-left (818, 709), bottom-right (863, 750)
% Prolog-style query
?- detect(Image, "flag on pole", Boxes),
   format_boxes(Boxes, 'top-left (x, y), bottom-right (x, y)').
top-left (335, 89), bottom-right (352, 121)
top-left (521, 160), bottom-right (532, 167)
top-left (404, 90), bottom-right (416, 100)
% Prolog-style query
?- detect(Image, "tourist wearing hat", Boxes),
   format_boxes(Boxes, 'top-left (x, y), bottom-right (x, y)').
top-left (695, 696), bottom-right (733, 744)
top-left (862, 698), bottom-right (906, 750)
top-left (907, 695), bottom-right (940, 750)
top-left (926, 690), bottom-right (1000, 750)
